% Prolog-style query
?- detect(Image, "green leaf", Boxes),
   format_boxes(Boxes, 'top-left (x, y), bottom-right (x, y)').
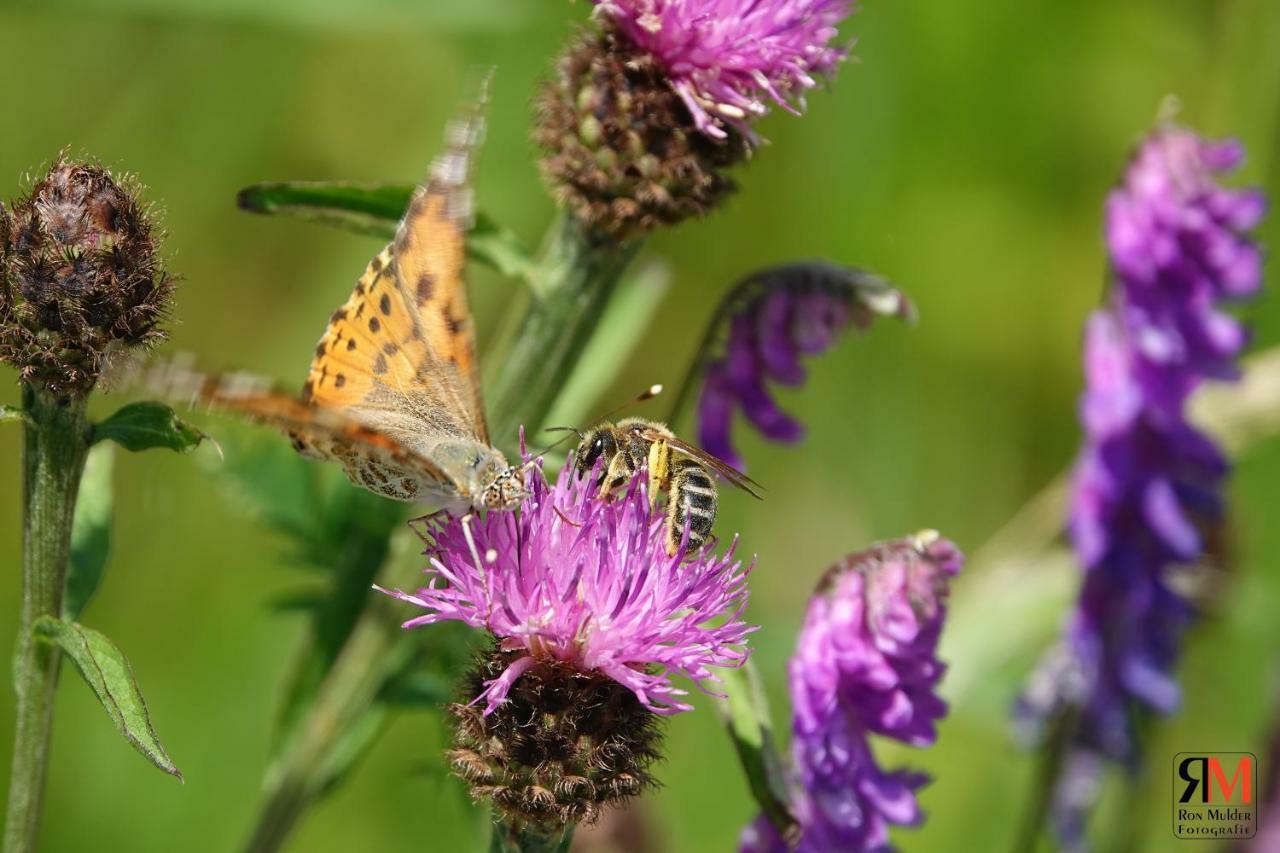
top-left (32, 617), bottom-right (182, 780)
top-left (91, 402), bottom-right (207, 453)
top-left (64, 445), bottom-right (115, 620)
top-left (470, 214), bottom-right (539, 284)
top-left (1, 404), bottom-right (29, 425)
top-left (716, 661), bottom-right (798, 845)
top-left (378, 670), bottom-right (452, 707)
top-left (236, 181), bottom-right (535, 282)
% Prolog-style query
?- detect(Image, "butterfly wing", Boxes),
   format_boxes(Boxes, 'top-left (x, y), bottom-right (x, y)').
top-left (304, 98), bottom-right (491, 453)
top-left (142, 359), bottom-right (452, 501)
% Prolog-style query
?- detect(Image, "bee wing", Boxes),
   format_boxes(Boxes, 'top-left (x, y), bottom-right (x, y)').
top-left (640, 428), bottom-right (765, 500)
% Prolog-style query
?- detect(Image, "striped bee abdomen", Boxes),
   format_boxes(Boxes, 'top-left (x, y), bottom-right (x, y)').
top-left (666, 458), bottom-right (718, 556)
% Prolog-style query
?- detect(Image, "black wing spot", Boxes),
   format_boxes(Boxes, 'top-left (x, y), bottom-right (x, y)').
top-left (379, 293), bottom-right (392, 315)
top-left (382, 341), bottom-right (397, 355)
top-left (335, 373), bottom-right (347, 388)
top-left (346, 339), bottom-right (357, 352)
top-left (372, 354), bottom-right (388, 376)
top-left (368, 316), bottom-right (381, 334)
top-left (417, 273), bottom-right (435, 302)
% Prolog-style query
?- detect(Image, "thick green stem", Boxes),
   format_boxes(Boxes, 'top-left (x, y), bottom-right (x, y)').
top-left (489, 820), bottom-right (574, 853)
top-left (486, 215), bottom-right (641, 446)
top-left (4, 387), bottom-right (91, 853)
top-left (242, 553), bottom-right (418, 853)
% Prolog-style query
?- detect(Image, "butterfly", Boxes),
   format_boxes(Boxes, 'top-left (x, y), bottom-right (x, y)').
top-left (147, 94), bottom-right (528, 513)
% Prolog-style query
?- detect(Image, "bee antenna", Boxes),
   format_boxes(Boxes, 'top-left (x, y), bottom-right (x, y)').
top-left (543, 426), bottom-right (585, 438)
top-left (588, 383), bottom-right (664, 426)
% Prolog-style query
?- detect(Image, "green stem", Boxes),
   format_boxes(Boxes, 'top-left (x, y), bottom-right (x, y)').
top-left (1011, 708), bottom-right (1076, 853)
top-left (4, 387), bottom-right (91, 853)
top-left (715, 660), bottom-right (798, 845)
top-left (242, 552), bottom-right (419, 853)
top-left (488, 820), bottom-right (575, 853)
top-left (486, 214), bottom-right (641, 446)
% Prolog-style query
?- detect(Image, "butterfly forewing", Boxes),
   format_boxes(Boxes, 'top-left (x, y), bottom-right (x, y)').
top-left (147, 87), bottom-right (514, 510)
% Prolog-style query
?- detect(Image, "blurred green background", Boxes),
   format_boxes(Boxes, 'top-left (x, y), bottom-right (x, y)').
top-left (2, 0), bottom-right (1279, 851)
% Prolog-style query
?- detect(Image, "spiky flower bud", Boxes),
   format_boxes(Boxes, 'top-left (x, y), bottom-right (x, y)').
top-left (534, 28), bottom-right (749, 242)
top-left (0, 157), bottom-right (173, 398)
top-left (450, 648), bottom-right (661, 831)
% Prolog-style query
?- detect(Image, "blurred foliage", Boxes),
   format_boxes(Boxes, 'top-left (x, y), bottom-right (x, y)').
top-left (64, 444), bottom-right (114, 621)
top-left (0, 1), bottom-right (1278, 852)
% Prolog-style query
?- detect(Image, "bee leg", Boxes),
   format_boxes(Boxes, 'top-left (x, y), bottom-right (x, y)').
top-left (597, 453), bottom-right (634, 500)
top-left (647, 440), bottom-right (669, 512)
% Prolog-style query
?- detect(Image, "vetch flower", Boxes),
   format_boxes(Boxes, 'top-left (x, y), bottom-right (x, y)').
top-left (695, 262), bottom-right (914, 469)
top-left (0, 157), bottom-right (173, 398)
top-left (1016, 123), bottom-right (1266, 845)
top-left (379, 453), bottom-right (754, 828)
top-left (742, 533), bottom-right (963, 852)
top-left (593, 0), bottom-right (858, 140)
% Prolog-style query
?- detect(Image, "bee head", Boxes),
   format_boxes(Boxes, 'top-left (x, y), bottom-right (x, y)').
top-left (573, 427), bottom-right (618, 481)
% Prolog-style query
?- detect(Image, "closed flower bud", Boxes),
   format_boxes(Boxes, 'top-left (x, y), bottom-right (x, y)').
top-left (0, 157), bottom-right (173, 398)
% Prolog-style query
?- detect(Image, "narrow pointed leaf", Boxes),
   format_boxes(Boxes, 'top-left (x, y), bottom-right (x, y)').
top-left (92, 401), bottom-right (207, 453)
top-left (1, 404), bottom-right (28, 425)
top-left (716, 661), bottom-right (799, 843)
top-left (236, 181), bottom-right (534, 282)
top-left (64, 445), bottom-right (115, 620)
top-left (32, 617), bottom-right (182, 780)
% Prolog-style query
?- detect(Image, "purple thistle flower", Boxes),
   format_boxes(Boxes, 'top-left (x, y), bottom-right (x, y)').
top-left (1017, 124), bottom-right (1266, 843)
top-left (695, 262), bottom-right (914, 469)
top-left (378, 455), bottom-right (755, 716)
top-left (742, 533), bottom-right (963, 852)
top-left (591, 0), bottom-right (858, 139)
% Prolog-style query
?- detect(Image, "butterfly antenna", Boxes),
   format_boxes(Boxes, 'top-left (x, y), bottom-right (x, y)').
top-left (517, 430), bottom-right (579, 472)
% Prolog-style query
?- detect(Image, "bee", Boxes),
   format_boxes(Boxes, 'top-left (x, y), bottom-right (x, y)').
top-left (572, 418), bottom-right (763, 556)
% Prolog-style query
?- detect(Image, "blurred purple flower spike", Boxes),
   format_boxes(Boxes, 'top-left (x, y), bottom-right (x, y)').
top-left (742, 533), bottom-right (963, 852)
top-left (1017, 122), bottom-right (1266, 844)
top-left (695, 262), bottom-right (914, 469)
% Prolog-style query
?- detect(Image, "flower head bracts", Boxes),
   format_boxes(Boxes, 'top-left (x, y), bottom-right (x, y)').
top-left (592, 0), bottom-right (858, 139)
top-left (379, 456), bottom-right (755, 716)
